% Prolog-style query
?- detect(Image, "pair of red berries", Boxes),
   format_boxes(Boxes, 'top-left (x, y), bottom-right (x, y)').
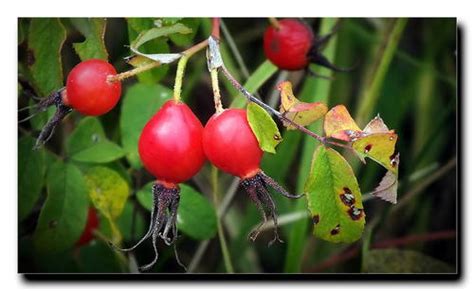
top-left (126, 100), bottom-right (301, 271)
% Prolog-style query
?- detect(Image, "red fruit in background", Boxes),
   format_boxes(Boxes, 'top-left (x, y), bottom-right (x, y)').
top-left (203, 109), bottom-right (263, 179)
top-left (138, 100), bottom-right (206, 184)
top-left (76, 207), bottom-right (99, 247)
top-left (264, 19), bottom-right (314, 70)
top-left (65, 59), bottom-right (121, 116)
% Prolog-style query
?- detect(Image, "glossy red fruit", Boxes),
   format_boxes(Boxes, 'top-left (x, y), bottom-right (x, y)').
top-left (203, 109), bottom-right (263, 179)
top-left (139, 100), bottom-right (206, 184)
top-left (76, 207), bottom-right (99, 247)
top-left (263, 19), bottom-right (314, 70)
top-left (65, 59), bottom-right (121, 116)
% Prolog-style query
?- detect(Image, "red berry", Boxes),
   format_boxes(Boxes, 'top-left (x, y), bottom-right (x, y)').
top-left (65, 59), bottom-right (121, 116)
top-left (76, 207), bottom-right (99, 247)
top-left (138, 100), bottom-right (206, 184)
top-left (203, 109), bottom-right (263, 179)
top-left (263, 19), bottom-right (314, 70)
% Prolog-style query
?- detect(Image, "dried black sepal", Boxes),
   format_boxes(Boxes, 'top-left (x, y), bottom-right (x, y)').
top-left (240, 171), bottom-right (303, 247)
top-left (111, 182), bottom-right (186, 272)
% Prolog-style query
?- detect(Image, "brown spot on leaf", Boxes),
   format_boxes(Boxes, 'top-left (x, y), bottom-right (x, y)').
top-left (273, 134), bottom-right (282, 141)
top-left (343, 187), bottom-right (352, 194)
top-left (312, 215), bottom-right (320, 225)
top-left (330, 224), bottom-right (340, 235)
top-left (347, 206), bottom-right (364, 220)
top-left (364, 144), bottom-right (372, 154)
top-left (27, 49), bottom-right (35, 66)
top-left (340, 193), bottom-right (355, 206)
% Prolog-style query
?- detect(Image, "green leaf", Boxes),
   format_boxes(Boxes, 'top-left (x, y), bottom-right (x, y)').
top-left (67, 117), bottom-right (125, 163)
top-left (231, 60), bottom-right (278, 108)
top-left (120, 83), bottom-right (171, 168)
top-left (27, 18), bottom-right (67, 96)
top-left (364, 249), bottom-right (455, 273)
top-left (137, 183), bottom-right (217, 240)
top-left (126, 18), bottom-right (170, 83)
top-left (18, 136), bottom-right (46, 221)
top-left (130, 22), bottom-right (191, 63)
top-left (247, 102), bottom-right (282, 154)
top-left (84, 166), bottom-right (130, 243)
top-left (34, 160), bottom-right (89, 253)
top-left (71, 18), bottom-right (108, 61)
top-left (168, 18), bottom-right (200, 47)
top-left (304, 145), bottom-right (365, 243)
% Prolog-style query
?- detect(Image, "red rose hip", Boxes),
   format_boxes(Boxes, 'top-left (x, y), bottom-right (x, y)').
top-left (264, 19), bottom-right (314, 70)
top-left (203, 109), bottom-right (263, 179)
top-left (65, 59), bottom-right (121, 116)
top-left (138, 100), bottom-right (206, 184)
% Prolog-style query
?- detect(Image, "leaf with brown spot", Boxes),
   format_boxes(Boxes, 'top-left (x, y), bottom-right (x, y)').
top-left (352, 131), bottom-right (398, 173)
top-left (324, 105), bottom-right (362, 141)
top-left (278, 81), bottom-right (328, 130)
top-left (304, 145), bottom-right (365, 243)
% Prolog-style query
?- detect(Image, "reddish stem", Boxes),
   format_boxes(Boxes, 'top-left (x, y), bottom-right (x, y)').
top-left (212, 18), bottom-right (221, 39)
top-left (306, 230), bottom-right (456, 273)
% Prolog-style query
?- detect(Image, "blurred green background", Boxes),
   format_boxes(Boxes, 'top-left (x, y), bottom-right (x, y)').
top-left (18, 18), bottom-right (457, 273)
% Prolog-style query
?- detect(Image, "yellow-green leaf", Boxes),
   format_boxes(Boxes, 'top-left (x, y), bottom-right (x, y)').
top-left (278, 81), bottom-right (328, 129)
top-left (324, 105), bottom-right (362, 141)
top-left (352, 132), bottom-right (398, 173)
top-left (247, 102), bottom-right (282, 154)
top-left (304, 145), bottom-right (365, 243)
top-left (71, 18), bottom-right (108, 61)
top-left (85, 166), bottom-right (130, 243)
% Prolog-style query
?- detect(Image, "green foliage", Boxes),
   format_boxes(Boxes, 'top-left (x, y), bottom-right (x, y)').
top-left (71, 18), bottom-right (109, 61)
top-left (247, 102), bottom-right (282, 154)
top-left (27, 18), bottom-right (67, 96)
top-left (137, 182), bottom-right (217, 240)
top-left (305, 146), bottom-right (365, 243)
top-left (18, 136), bottom-right (46, 221)
top-left (126, 18), bottom-right (170, 83)
top-left (34, 160), bottom-right (89, 253)
top-left (67, 117), bottom-right (125, 163)
top-left (120, 83), bottom-right (171, 168)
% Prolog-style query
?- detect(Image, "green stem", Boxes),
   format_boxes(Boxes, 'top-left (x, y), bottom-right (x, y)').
top-left (173, 56), bottom-right (189, 102)
top-left (211, 166), bottom-right (234, 273)
top-left (355, 18), bottom-right (408, 124)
